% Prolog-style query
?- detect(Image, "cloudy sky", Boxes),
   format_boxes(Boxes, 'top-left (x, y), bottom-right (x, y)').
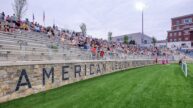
top-left (0, 0), bottom-right (193, 40)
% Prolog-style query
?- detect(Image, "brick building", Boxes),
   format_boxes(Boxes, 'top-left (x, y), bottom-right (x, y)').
top-left (167, 14), bottom-right (193, 46)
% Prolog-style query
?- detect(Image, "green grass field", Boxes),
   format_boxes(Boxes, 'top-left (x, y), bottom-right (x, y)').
top-left (1, 64), bottom-right (193, 108)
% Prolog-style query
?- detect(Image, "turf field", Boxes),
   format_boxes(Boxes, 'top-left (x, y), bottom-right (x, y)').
top-left (1, 64), bottom-right (193, 108)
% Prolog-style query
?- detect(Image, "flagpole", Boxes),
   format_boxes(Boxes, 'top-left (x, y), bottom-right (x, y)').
top-left (43, 11), bottom-right (45, 26)
top-left (33, 13), bottom-right (35, 23)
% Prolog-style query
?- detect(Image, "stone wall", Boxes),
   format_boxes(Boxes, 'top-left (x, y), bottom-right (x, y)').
top-left (0, 60), bottom-right (154, 103)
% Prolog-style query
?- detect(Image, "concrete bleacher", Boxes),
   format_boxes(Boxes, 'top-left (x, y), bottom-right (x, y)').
top-left (0, 30), bottom-right (153, 62)
top-left (0, 31), bottom-right (91, 61)
top-left (0, 30), bottom-right (187, 62)
top-left (177, 49), bottom-right (193, 59)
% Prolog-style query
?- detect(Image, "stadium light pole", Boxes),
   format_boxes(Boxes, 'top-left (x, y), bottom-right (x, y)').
top-left (136, 2), bottom-right (146, 44)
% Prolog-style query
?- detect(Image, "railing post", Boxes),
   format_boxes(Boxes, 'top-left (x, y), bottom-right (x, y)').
top-left (185, 63), bottom-right (188, 77)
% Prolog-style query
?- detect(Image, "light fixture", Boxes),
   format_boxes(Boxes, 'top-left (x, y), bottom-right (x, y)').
top-left (135, 2), bottom-right (146, 11)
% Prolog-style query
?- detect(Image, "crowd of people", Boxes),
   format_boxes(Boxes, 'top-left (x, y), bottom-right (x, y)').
top-left (0, 12), bottom-right (47, 33)
top-left (0, 11), bottom-right (176, 61)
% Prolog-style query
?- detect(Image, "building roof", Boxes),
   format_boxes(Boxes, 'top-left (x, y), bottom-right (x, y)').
top-left (171, 14), bottom-right (193, 20)
top-left (113, 32), bottom-right (152, 39)
top-left (157, 40), bottom-right (167, 43)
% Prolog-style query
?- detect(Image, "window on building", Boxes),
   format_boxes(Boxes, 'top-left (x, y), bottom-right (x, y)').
top-left (174, 32), bottom-right (177, 36)
top-left (170, 33), bottom-right (172, 37)
top-left (185, 37), bottom-right (189, 40)
top-left (184, 30), bottom-right (190, 35)
top-left (178, 32), bottom-right (182, 36)
top-left (170, 39), bottom-right (173, 42)
top-left (178, 38), bottom-right (181, 41)
top-left (183, 18), bottom-right (192, 24)
top-left (174, 39), bottom-right (177, 42)
top-left (176, 20), bottom-right (180, 25)
top-left (144, 40), bottom-right (147, 44)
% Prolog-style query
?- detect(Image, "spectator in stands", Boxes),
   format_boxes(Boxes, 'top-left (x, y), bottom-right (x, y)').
top-left (179, 58), bottom-right (183, 65)
top-left (71, 38), bottom-right (77, 46)
top-left (14, 19), bottom-right (21, 29)
top-left (0, 12), bottom-right (5, 21)
top-left (0, 13), bottom-right (3, 21)
top-left (91, 44), bottom-right (97, 59)
top-left (4, 21), bottom-right (10, 32)
top-left (0, 11), bottom-right (179, 61)
top-left (34, 24), bottom-right (40, 32)
top-left (84, 41), bottom-right (90, 51)
top-left (6, 15), bottom-right (11, 22)
top-left (20, 22), bottom-right (28, 30)
top-left (0, 20), bottom-right (2, 30)
top-left (100, 49), bottom-right (105, 59)
top-left (29, 22), bottom-right (35, 31)
top-left (40, 26), bottom-right (46, 33)
top-left (60, 33), bottom-right (65, 45)
top-left (12, 14), bottom-right (17, 23)
top-left (47, 30), bottom-right (52, 38)
top-left (0, 12), bottom-right (5, 31)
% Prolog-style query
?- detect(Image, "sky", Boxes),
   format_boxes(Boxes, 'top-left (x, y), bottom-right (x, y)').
top-left (0, 0), bottom-right (193, 40)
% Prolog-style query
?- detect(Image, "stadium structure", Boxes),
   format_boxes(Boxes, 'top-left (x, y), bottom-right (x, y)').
top-left (0, 1), bottom-right (193, 108)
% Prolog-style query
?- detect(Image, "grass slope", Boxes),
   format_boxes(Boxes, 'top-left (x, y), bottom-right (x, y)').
top-left (1, 64), bottom-right (193, 108)
top-left (188, 63), bottom-right (193, 77)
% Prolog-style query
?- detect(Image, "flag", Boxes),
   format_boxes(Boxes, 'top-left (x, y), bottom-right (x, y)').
top-left (43, 11), bottom-right (45, 23)
top-left (32, 13), bottom-right (35, 22)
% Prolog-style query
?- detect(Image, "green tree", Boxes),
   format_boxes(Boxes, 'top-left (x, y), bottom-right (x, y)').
top-left (152, 36), bottom-right (157, 47)
top-left (108, 32), bottom-right (112, 42)
top-left (123, 35), bottom-right (129, 44)
top-left (80, 23), bottom-right (87, 36)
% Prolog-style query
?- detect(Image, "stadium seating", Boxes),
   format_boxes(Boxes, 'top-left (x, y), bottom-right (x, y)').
top-left (0, 30), bottom-right (155, 62)
top-left (0, 18), bottom-right (187, 62)
top-left (177, 49), bottom-right (193, 59)
top-left (0, 31), bottom-right (91, 61)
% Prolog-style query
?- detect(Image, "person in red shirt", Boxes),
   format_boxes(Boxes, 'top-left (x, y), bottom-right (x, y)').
top-left (100, 50), bottom-right (105, 58)
top-left (91, 44), bottom-right (97, 59)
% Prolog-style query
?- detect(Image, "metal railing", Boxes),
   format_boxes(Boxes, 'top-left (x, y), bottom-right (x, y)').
top-left (181, 61), bottom-right (188, 77)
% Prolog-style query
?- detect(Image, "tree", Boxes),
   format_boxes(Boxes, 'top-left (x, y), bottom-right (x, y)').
top-left (80, 23), bottom-right (87, 36)
top-left (12, 0), bottom-right (28, 20)
top-left (108, 32), bottom-right (112, 42)
top-left (123, 35), bottom-right (129, 44)
top-left (152, 36), bottom-right (157, 47)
